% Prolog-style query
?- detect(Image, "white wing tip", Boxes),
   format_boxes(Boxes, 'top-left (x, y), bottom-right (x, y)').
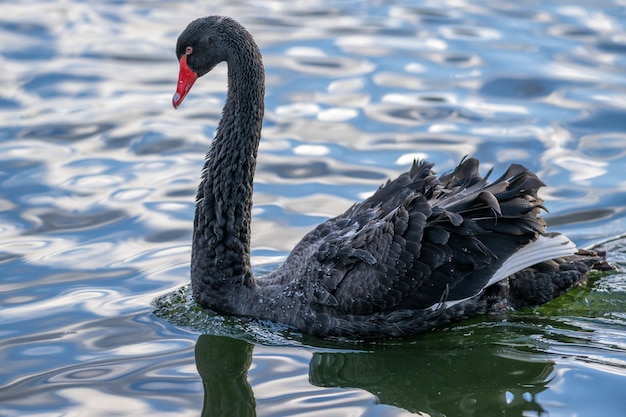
top-left (486, 233), bottom-right (577, 287)
top-left (428, 233), bottom-right (578, 311)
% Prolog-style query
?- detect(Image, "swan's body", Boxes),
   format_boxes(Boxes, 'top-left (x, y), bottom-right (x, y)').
top-left (173, 16), bottom-right (608, 339)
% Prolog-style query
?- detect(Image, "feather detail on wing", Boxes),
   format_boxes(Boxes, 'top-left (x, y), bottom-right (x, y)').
top-left (306, 158), bottom-right (561, 317)
top-left (485, 233), bottom-right (577, 287)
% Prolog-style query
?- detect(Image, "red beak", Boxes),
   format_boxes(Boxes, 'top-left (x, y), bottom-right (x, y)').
top-left (173, 54), bottom-right (198, 109)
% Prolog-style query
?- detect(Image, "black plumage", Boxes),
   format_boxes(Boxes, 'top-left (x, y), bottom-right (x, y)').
top-left (173, 16), bottom-right (610, 339)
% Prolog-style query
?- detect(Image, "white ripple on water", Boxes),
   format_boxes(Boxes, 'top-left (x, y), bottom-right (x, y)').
top-left (2, 288), bottom-right (131, 323)
top-left (336, 33), bottom-right (448, 54)
top-left (110, 187), bottom-right (154, 202)
top-left (251, 347), bottom-right (398, 417)
top-left (579, 133), bottom-right (626, 161)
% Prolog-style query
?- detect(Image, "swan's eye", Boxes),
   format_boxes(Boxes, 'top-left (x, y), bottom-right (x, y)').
top-left (185, 46), bottom-right (193, 55)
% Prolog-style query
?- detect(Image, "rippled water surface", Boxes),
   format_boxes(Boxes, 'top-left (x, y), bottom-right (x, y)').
top-left (2, 1), bottom-right (626, 416)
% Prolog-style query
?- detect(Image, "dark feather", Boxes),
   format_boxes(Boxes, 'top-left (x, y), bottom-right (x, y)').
top-left (181, 16), bottom-right (614, 339)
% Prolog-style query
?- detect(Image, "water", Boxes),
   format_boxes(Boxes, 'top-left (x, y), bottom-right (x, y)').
top-left (1, 0), bottom-right (626, 416)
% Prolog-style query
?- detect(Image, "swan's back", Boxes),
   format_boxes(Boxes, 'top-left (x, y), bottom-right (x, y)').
top-left (239, 158), bottom-right (604, 338)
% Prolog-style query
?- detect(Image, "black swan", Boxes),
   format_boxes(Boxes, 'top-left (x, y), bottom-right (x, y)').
top-left (172, 16), bottom-right (610, 339)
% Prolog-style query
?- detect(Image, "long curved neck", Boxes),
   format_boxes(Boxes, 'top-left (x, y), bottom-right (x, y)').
top-left (191, 30), bottom-right (265, 312)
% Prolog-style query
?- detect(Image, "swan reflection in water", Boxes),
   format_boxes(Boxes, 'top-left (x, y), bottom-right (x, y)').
top-left (194, 333), bottom-right (553, 417)
top-left (195, 335), bottom-right (256, 417)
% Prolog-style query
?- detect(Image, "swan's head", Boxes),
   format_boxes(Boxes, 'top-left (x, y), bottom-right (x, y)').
top-left (173, 16), bottom-right (235, 108)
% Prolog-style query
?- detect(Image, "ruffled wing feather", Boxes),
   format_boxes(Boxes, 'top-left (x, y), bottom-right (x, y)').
top-left (308, 158), bottom-right (549, 316)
